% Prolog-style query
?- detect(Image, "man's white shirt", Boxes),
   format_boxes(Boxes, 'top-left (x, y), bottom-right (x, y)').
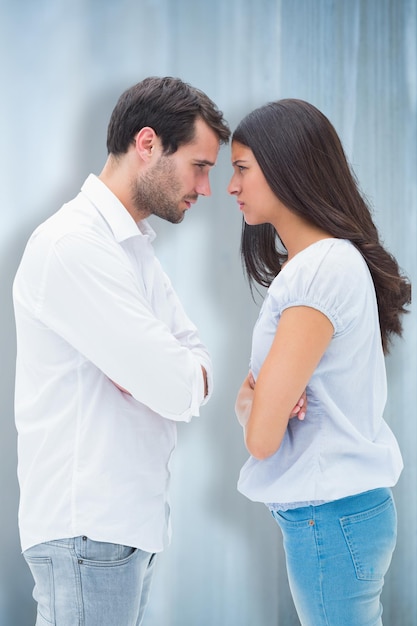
top-left (13, 174), bottom-right (213, 553)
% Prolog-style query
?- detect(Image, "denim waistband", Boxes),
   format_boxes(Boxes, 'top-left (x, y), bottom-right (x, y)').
top-left (268, 488), bottom-right (392, 517)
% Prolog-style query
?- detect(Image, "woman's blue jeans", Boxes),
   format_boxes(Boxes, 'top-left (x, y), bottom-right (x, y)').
top-left (23, 536), bottom-right (156, 626)
top-left (270, 488), bottom-right (397, 626)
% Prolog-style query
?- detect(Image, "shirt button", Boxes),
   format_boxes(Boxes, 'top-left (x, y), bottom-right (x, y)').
top-left (309, 520), bottom-right (315, 526)
top-left (82, 536), bottom-right (87, 541)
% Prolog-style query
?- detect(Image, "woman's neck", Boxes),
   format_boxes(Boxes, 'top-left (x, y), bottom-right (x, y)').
top-left (274, 210), bottom-right (333, 262)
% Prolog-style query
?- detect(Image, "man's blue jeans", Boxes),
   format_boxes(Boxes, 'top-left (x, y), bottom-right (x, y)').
top-left (270, 488), bottom-right (397, 626)
top-left (23, 536), bottom-right (156, 626)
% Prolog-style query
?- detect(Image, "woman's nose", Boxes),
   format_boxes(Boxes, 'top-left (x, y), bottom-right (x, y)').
top-left (227, 175), bottom-right (239, 195)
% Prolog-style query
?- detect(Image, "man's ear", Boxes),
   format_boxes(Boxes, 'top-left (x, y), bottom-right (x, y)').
top-left (134, 127), bottom-right (158, 162)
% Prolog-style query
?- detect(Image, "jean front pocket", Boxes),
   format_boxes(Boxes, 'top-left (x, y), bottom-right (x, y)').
top-left (340, 495), bottom-right (397, 581)
top-left (75, 537), bottom-right (138, 567)
top-left (24, 555), bottom-right (55, 624)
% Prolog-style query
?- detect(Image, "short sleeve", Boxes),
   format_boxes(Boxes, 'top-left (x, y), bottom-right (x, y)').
top-left (267, 239), bottom-right (371, 336)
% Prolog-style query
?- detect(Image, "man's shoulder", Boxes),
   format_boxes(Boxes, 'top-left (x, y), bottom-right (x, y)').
top-left (30, 192), bottom-right (111, 249)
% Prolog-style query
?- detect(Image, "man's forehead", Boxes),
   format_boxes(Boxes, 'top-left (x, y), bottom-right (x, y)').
top-left (191, 118), bottom-right (220, 145)
top-left (177, 124), bottom-right (219, 163)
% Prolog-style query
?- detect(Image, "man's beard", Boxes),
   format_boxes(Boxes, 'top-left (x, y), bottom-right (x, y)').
top-left (132, 155), bottom-right (191, 224)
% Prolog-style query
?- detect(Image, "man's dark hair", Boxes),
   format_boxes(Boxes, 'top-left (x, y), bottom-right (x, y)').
top-left (107, 76), bottom-right (230, 156)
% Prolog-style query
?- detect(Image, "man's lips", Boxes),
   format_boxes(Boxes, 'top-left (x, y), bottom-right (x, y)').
top-left (184, 197), bottom-right (198, 209)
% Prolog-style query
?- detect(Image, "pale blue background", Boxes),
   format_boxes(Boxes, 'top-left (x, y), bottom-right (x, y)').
top-left (1, 1), bottom-right (416, 624)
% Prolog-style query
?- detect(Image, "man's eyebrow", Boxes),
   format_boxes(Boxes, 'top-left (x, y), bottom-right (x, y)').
top-left (194, 159), bottom-right (216, 167)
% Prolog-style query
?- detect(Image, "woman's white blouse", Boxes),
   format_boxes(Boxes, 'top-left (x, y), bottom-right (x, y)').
top-left (238, 238), bottom-right (403, 507)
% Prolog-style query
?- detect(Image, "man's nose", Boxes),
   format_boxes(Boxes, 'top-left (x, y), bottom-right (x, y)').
top-left (196, 177), bottom-right (211, 197)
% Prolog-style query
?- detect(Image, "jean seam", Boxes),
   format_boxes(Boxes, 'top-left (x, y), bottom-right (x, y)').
top-left (70, 544), bottom-right (84, 625)
top-left (312, 517), bottom-right (331, 626)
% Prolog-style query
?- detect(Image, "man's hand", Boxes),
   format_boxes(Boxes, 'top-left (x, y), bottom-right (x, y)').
top-left (112, 381), bottom-right (131, 395)
top-left (201, 366), bottom-right (208, 398)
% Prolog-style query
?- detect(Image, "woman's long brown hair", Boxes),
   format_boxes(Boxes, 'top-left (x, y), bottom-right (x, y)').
top-left (234, 99), bottom-right (411, 353)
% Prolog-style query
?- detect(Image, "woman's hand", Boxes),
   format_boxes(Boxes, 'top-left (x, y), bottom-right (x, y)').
top-left (290, 389), bottom-right (307, 421)
top-left (236, 372), bottom-right (307, 427)
top-left (235, 373), bottom-right (255, 428)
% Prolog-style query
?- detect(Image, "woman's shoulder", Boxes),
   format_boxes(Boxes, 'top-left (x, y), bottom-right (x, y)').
top-left (291, 237), bottom-right (361, 266)
top-left (268, 238), bottom-right (372, 330)
top-left (278, 238), bottom-right (367, 284)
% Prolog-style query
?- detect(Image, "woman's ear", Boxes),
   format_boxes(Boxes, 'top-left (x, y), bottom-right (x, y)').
top-left (133, 127), bottom-right (158, 162)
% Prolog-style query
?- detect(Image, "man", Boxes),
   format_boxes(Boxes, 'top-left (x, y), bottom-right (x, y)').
top-left (13, 76), bottom-right (230, 625)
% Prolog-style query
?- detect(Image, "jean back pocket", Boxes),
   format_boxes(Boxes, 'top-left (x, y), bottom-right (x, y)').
top-left (340, 495), bottom-right (397, 581)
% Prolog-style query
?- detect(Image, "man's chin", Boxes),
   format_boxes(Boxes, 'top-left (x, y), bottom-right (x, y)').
top-left (174, 213), bottom-right (185, 224)
top-left (152, 207), bottom-right (185, 224)
top-left (164, 211), bottom-right (185, 225)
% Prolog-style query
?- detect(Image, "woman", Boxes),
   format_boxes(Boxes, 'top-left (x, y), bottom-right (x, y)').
top-left (228, 99), bottom-right (411, 626)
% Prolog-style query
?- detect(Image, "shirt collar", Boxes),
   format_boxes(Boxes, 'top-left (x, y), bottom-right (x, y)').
top-left (81, 174), bottom-right (156, 243)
